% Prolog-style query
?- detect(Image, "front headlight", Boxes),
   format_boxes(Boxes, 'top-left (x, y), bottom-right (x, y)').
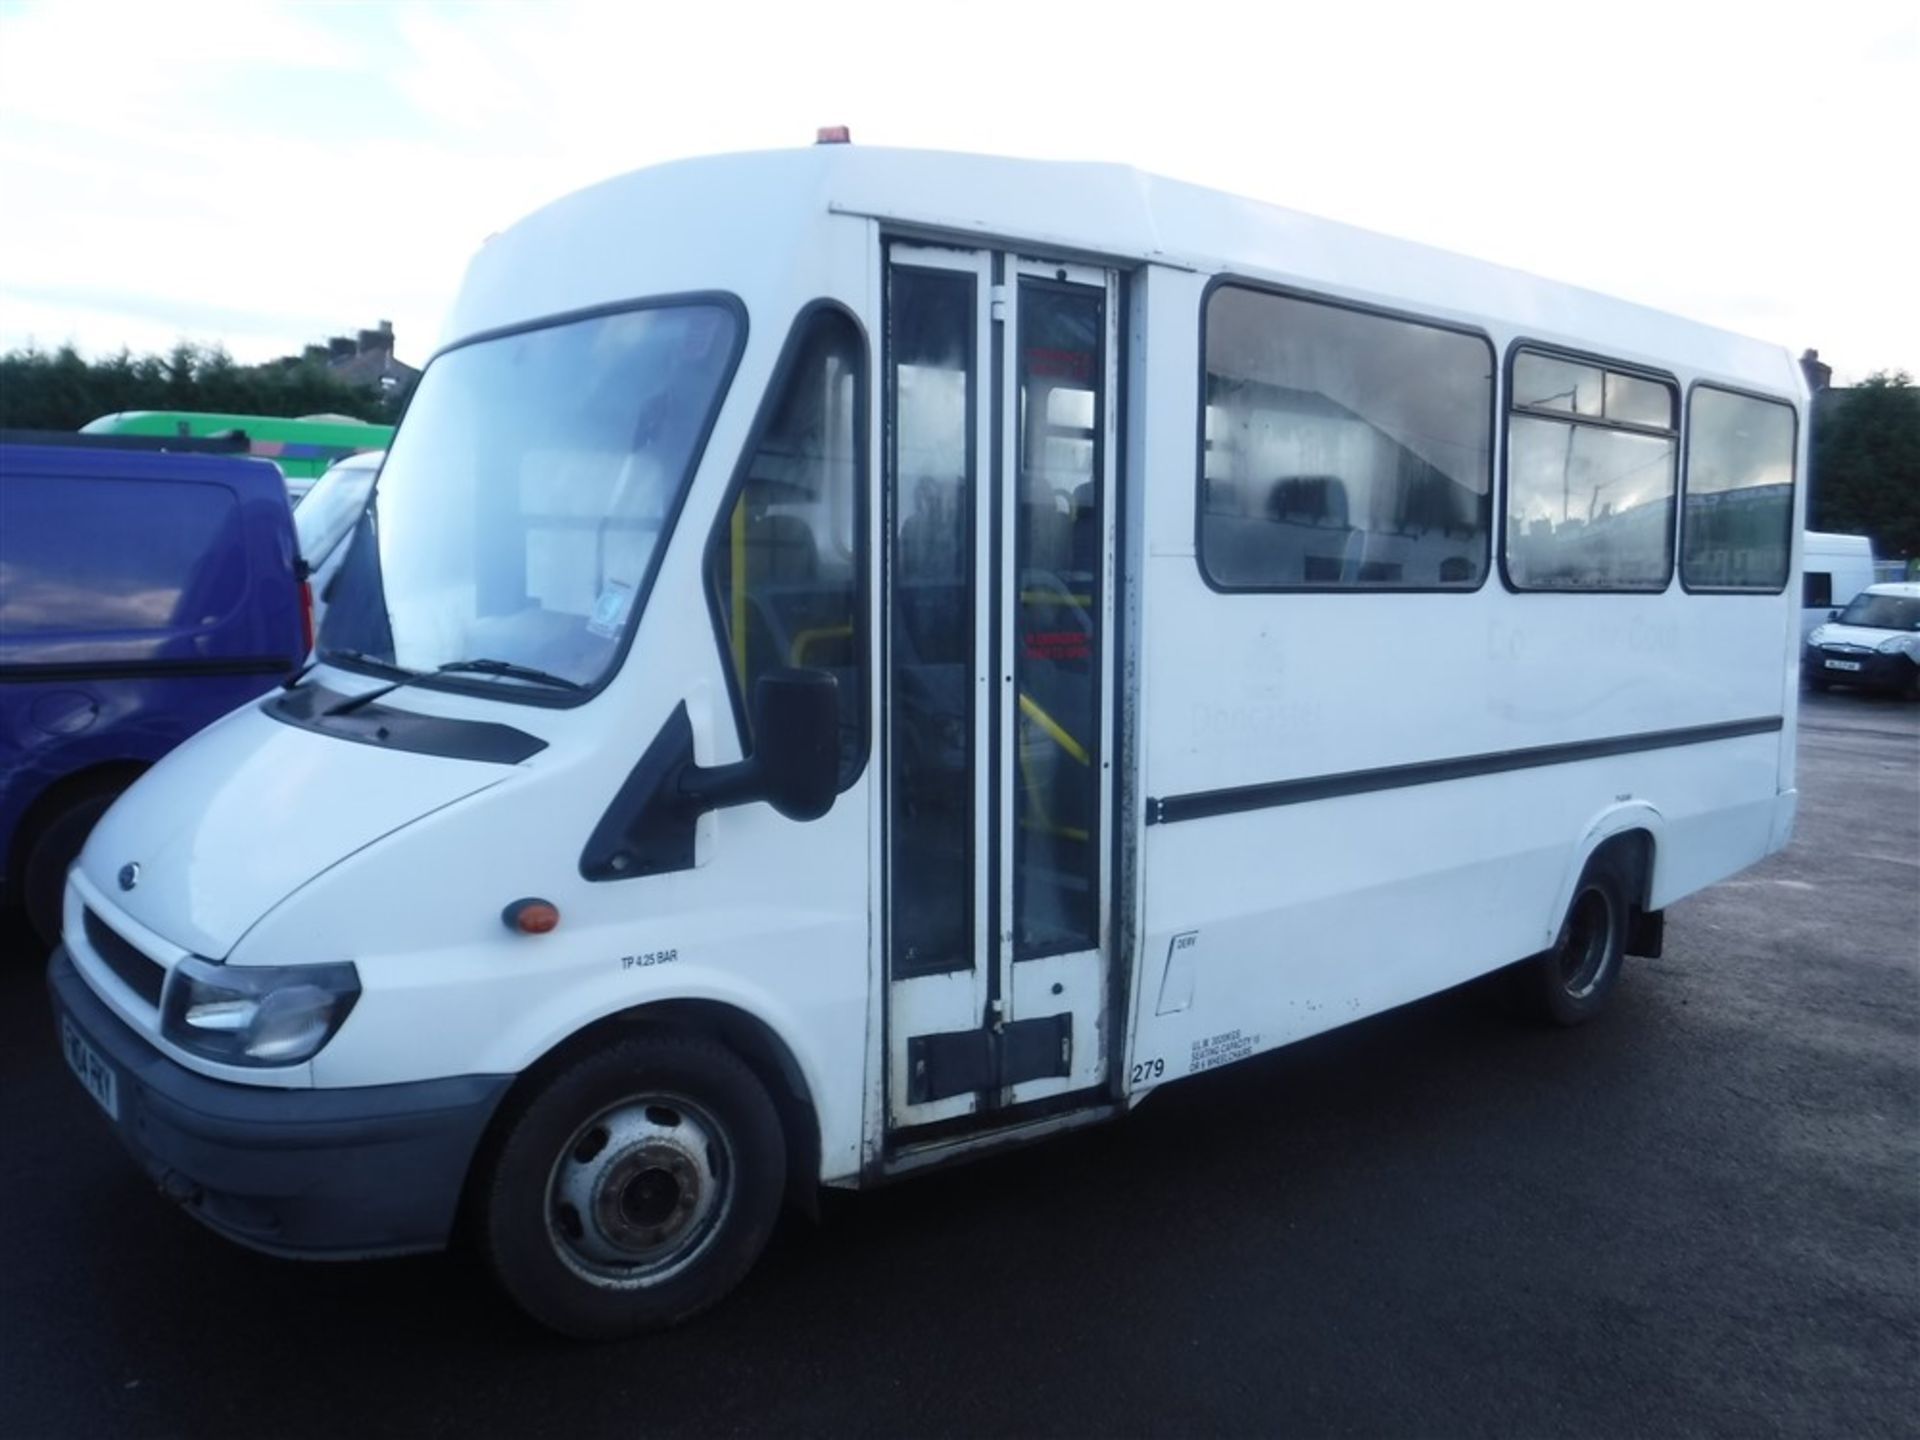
top-left (161, 958), bottom-right (361, 1067)
top-left (1876, 637), bottom-right (1910, 655)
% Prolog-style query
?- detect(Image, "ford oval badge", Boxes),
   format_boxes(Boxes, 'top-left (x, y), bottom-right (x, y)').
top-left (117, 862), bottom-right (139, 892)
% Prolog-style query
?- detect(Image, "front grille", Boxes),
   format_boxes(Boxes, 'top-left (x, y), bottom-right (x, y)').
top-left (83, 908), bottom-right (165, 1008)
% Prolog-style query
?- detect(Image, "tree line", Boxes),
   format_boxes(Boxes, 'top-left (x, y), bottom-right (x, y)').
top-left (1811, 371), bottom-right (1919, 562)
top-left (1, 341), bottom-right (1912, 560)
top-left (0, 342), bottom-right (410, 432)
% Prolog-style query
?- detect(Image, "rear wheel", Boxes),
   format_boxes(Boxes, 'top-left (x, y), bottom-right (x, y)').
top-left (1521, 853), bottom-right (1629, 1026)
top-left (480, 1030), bottom-right (785, 1339)
top-left (21, 789), bottom-right (122, 951)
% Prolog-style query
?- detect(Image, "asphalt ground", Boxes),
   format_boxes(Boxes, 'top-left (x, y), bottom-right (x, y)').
top-left (1, 691), bottom-right (1914, 1439)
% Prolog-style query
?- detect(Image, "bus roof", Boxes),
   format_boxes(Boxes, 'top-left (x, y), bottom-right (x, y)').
top-left (84, 411), bottom-right (392, 445)
top-left (447, 146), bottom-right (1802, 400)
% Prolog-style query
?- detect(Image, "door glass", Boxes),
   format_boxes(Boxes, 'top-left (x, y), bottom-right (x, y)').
top-left (1014, 282), bottom-right (1103, 958)
top-left (889, 267), bottom-right (977, 978)
top-left (707, 308), bottom-right (867, 782)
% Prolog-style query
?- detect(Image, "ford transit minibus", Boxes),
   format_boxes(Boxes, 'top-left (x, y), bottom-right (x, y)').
top-left (51, 141), bottom-right (1805, 1337)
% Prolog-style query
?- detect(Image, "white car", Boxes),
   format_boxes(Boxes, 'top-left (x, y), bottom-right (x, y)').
top-left (293, 450), bottom-right (381, 645)
top-left (1803, 581), bottom-right (1920, 696)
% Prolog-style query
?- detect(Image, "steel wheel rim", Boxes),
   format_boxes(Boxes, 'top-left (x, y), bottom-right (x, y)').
top-left (545, 1092), bottom-right (734, 1289)
top-left (1557, 886), bottom-right (1615, 1000)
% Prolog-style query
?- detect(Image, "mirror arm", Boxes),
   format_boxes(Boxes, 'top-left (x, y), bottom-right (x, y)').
top-left (579, 669), bottom-right (838, 885)
top-left (675, 756), bottom-right (763, 812)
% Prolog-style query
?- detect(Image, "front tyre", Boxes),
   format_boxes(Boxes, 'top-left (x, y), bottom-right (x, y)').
top-left (481, 1031), bottom-right (785, 1339)
top-left (1522, 853), bottom-right (1629, 1027)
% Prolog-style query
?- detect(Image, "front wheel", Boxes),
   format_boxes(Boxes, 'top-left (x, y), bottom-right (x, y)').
top-left (480, 1030), bottom-right (786, 1339)
top-left (1521, 853), bottom-right (1629, 1026)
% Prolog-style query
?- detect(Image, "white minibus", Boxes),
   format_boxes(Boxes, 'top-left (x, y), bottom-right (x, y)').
top-left (51, 141), bottom-right (1806, 1338)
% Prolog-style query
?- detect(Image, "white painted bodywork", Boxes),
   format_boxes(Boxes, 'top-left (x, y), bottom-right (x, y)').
top-left (65, 146), bottom-right (1805, 1192)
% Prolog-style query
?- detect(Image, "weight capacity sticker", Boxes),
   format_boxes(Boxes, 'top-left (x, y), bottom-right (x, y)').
top-left (619, 948), bottom-right (678, 972)
top-left (1189, 1028), bottom-right (1256, 1075)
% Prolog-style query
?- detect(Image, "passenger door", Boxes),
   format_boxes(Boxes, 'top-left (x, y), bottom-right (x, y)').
top-left (881, 244), bottom-right (1120, 1141)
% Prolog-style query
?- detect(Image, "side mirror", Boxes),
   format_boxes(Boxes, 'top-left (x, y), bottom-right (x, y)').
top-left (679, 668), bottom-right (840, 821)
top-left (578, 671), bottom-right (841, 883)
top-left (743, 669), bottom-right (840, 821)
top-left (1829, 608), bottom-right (1841, 620)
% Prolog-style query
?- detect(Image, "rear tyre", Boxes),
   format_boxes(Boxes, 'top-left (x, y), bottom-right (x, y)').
top-left (21, 789), bottom-right (121, 951)
top-left (1521, 852), bottom-right (1629, 1027)
top-left (481, 1030), bottom-right (785, 1339)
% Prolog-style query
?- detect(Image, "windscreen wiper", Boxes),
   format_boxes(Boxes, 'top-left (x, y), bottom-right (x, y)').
top-left (286, 647), bottom-right (397, 692)
top-left (438, 657), bottom-right (586, 691)
top-left (324, 657), bottom-right (583, 717)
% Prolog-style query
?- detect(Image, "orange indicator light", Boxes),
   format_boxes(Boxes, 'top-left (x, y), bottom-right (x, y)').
top-left (504, 898), bottom-right (560, 934)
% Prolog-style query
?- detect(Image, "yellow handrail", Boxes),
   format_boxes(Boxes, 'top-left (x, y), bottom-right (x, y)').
top-left (1016, 693), bottom-right (1092, 843)
top-left (1020, 590), bottom-right (1092, 606)
top-left (1017, 692), bottom-right (1091, 767)
top-left (789, 622), bottom-right (854, 666)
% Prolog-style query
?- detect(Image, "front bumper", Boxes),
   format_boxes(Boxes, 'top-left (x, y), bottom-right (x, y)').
top-left (49, 947), bottom-right (512, 1260)
top-left (1802, 649), bottom-right (1917, 691)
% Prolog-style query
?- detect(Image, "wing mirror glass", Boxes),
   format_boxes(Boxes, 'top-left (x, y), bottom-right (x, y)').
top-left (743, 668), bottom-right (840, 821)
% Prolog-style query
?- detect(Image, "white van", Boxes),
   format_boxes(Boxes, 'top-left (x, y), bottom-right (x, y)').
top-left (50, 143), bottom-right (1806, 1338)
top-left (293, 450), bottom-right (383, 644)
top-left (1802, 581), bottom-right (1920, 696)
top-left (1801, 531), bottom-right (1876, 638)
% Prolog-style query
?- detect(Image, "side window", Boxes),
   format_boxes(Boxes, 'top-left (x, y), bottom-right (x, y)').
top-left (1804, 571), bottom-right (1832, 609)
top-left (1504, 350), bottom-right (1677, 591)
top-left (1681, 387), bottom-right (1795, 592)
top-left (707, 307), bottom-right (867, 784)
top-left (0, 476), bottom-right (244, 638)
top-left (1200, 285), bottom-right (1493, 590)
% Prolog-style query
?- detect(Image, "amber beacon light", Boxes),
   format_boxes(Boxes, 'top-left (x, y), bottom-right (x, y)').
top-left (815, 125), bottom-right (851, 145)
top-left (503, 898), bottom-right (561, 934)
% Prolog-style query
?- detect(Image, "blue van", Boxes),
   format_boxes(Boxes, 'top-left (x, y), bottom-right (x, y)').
top-left (0, 442), bottom-right (307, 946)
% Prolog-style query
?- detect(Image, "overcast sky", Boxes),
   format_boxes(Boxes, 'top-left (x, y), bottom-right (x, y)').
top-left (1, 0), bottom-right (1914, 384)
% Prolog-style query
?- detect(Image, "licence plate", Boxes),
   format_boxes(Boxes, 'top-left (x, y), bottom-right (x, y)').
top-left (61, 1016), bottom-right (120, 1122)
top-left (1824, 659), bottom-right (1863, 672)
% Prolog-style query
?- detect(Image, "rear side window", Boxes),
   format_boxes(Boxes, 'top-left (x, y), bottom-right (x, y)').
top-left (706, 307), bottom-right (868, 784)
top-left (1200, 285), bottom-right (1494, 590)
top-left (0, 476), bottom-right (244, 636)
top-left (1681, 388), bottom-right (1795, 592)
top-left (1504, 350), bottom-right (1677, 591)
top-left (1804, 571), bottom-right (1832, 609)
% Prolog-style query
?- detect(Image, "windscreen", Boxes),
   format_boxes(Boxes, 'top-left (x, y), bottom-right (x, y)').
top-left (319, 303), bottom-right (738, 693)
top-left (1836, 592), bottom-right (1920, 631)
